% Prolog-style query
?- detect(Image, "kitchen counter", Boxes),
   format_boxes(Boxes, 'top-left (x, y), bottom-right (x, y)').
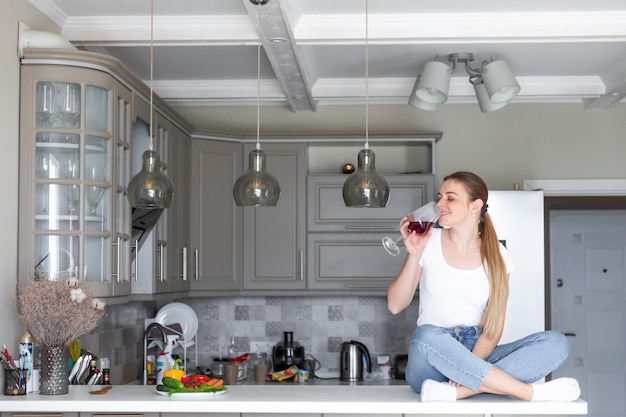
top-left (0, 385), bottom-right (587, 416)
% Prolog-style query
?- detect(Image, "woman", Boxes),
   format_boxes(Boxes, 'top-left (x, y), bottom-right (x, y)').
top-left (387, 171), bottom-right (580, 402)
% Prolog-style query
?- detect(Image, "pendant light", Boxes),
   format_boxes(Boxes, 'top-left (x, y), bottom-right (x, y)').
top-left (128, 0), bottom-right (174, 209)
top-left (233, 0), bottom-right (281, 207)
top-left (342, 0), bottom-right (390, 208)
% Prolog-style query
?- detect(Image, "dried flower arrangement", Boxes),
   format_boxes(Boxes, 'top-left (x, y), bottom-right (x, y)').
top-left (17, 278), bottom-right (106, 347)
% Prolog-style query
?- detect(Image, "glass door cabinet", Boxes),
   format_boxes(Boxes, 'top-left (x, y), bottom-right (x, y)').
top-left (19, 64), bottom-right (132, 298)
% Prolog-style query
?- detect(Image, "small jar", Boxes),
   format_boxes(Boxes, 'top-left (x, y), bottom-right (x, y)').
top-left (247, 352), bottom-right (271, 380)
top-left (377, 355), bottom-right (392, 380)
top-left (211, 355), bottom-right (227, 378)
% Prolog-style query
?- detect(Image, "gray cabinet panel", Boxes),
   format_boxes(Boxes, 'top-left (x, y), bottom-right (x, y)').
top-left (190, 140), bottom-right (242, 291)
top-left (307, 175), bottom-right (435, 232)
top-left (242, 143), bottom-right (306, 290)
top-left (307, 233), bottom-right (407, 291)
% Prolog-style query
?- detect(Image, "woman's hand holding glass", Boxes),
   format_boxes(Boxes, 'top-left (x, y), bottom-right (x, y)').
top-left (382, 201), bottom-right (440, 256)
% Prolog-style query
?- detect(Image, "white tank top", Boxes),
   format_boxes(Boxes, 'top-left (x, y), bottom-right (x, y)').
top-left (416, 228), bottom-right (514, 328)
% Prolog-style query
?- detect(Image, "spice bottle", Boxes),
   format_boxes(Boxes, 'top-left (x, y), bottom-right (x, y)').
top-left (102, 368), bottom-right (111, 385)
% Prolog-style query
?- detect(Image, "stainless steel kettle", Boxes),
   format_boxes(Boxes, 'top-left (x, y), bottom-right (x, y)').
top-left (339, 340), bottom-right (371, 381)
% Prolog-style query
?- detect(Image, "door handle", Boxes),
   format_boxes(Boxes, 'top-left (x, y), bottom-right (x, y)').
top-left (563, 332), bottom-right (576, 337)
top-left (556, 278), bottom-right (563, 288)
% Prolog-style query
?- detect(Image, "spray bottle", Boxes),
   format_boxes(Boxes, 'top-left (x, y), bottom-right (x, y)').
top-left (19, 332), bottom-right (33, 392)
top-left (155, 335), bottom-right (177, 385)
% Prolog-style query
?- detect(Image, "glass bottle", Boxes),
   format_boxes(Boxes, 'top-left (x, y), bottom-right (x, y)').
top-left (227, 337), bottom-right (237, 358)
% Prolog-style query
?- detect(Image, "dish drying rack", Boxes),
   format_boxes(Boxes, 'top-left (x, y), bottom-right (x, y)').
top-left (143, 318), bottom-right (197, 385)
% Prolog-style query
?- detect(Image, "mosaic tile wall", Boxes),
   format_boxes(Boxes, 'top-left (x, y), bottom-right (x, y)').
top-left (79, 296), bottom-right (419, 384)
top-left (182, 296), bottom-right (419, 375)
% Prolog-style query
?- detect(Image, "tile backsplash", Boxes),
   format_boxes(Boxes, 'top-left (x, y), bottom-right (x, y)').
top-left (80, 296), bottom-right (419, 384)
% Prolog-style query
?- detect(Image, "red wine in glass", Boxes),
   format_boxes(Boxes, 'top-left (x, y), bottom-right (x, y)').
top-left (407, 221), bottom-right (434, 234)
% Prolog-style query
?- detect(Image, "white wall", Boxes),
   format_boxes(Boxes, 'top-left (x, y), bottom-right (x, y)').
top-left (0, 0), bottom-right (61, 353)
top-left (191, 101), bottom-right (626, 190)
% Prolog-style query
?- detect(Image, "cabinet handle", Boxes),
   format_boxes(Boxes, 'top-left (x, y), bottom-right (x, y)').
top-left (111, 237), bottom-right (119, 282)
top-left (158, 243), bottom-right (165, 282)
top-left (194, 249), bottom-right (199, 281)
top-left (344, 225), bottom-right (398, 231)
top-left (115, 235), bottom-right (121, 283)
top-left (134, 239), bottom-right (139, 282)
top-left (299, 249), bottom-right (304, 281)
top-left (343, 283), bottom-right (389, 289)
top-left (181, 247), bottom-right (188, 281)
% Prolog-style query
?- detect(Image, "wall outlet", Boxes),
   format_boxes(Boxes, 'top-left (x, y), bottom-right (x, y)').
top-left (250, 341), bottom-right (273, 354)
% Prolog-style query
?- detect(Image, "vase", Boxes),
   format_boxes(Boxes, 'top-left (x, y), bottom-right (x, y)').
top-left (40, 345), bottom-right (69, 395)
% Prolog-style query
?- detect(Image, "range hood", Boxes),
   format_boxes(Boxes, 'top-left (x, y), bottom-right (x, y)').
top-left (131, 207), bottom-right (163, 256)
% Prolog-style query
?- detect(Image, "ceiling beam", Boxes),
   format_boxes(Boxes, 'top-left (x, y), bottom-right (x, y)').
top-left (242, 0), bottom-right (316, 112)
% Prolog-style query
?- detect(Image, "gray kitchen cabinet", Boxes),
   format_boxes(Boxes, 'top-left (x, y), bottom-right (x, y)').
top-left (130, 108), bottom-right (171, 295)
top-left (306, 174), bottom-right (435, 292)
top-left (190, 139), bottom-right (242, 292)
top-left (307, 232), bottom-right (408, 291)
top-left (307, 174), bottom-right (436, 232)
top-left (18, 59), bottom-right (131, 298)
top-left (166, 125), bottom-right (191, 293)
top-left (242, 142), bottom-right (307, 291)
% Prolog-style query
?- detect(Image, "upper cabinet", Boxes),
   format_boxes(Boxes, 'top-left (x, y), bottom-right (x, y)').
top-left (190, 139), bottom-right (242, 292)
top-left (19, 64), bottom-right (126, 298)
top-left (19, 49), bottom-right (194, 300)
top-left (241, 142), bottom-right (307, 291)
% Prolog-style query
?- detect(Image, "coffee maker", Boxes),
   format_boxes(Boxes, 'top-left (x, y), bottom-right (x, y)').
top-left (272, 331), bottom-right (305, 372)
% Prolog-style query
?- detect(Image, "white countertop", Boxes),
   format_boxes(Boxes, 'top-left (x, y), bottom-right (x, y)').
top-left (0, 385), bottom-right (587, 415)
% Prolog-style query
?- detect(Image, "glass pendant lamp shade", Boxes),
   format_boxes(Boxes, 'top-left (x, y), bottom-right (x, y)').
top-left (128, 149), bottom-right (174, 208)
top-left (482, 60), bottom-right (520, 103)
top-left (233, 147), bottom-right (281, 207)
top-left (342, 147), bottom-right (390, 208)
top-left (415, 61), bottom-right (451, 104)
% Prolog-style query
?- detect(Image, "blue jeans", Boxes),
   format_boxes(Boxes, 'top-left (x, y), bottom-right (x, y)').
top-left (405, 324), bottom-right (570, 392)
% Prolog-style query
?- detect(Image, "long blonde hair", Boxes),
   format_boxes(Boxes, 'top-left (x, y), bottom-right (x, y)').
top-left (443, 172), bottom-right (509, 338)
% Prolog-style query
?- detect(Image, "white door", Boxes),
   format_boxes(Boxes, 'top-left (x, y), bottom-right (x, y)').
top-left (551, 210), bottom-right (626, 417)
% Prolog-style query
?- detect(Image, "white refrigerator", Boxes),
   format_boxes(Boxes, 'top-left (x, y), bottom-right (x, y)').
top-left (487, 190), bottom-right (545, 343)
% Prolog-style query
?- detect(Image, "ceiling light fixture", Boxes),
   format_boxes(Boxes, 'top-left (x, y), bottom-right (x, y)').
top-left (410, 52), bottom-right (520, 113)
top-left (127, 0), bottom-right (174, 209)
top-left (342, 0), bottom-right (390, 208)
top-left (233, 0), bottom-right (281, 207)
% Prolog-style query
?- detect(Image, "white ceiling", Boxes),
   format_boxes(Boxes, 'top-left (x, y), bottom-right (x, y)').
top-left (28, 0), bottom-right (626, 133)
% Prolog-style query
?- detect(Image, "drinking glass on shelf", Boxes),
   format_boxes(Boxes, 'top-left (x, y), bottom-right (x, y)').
top-left (36, 82), bottom-right (56, 126)
top-left (36, 154), bottom-right (51, 214)
top-left (86, 166), bottom-right (105, 215)
top-left (381, 201), bottom-right (440, 256)
top-left (61, 158), bottom-right (80, 215)
top-left (60, 83), bottom-right (80, 128)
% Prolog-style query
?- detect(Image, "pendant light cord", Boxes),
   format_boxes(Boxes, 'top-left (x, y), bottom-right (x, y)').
top-left (256, 5), bottom-right (261, 151)
top-left (149, 0), bottom-right (154, 150)
top-left (364, 0), bottom-right (369, 150)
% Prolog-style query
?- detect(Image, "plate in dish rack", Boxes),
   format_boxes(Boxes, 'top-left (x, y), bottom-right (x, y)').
top-left (155, 389), bottom-right (227, 398)
top-left (155, 302), bottom-right (199, 342)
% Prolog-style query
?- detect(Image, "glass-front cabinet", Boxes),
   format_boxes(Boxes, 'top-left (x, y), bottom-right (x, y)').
top-left (19, 64), bottom-right (131, 298)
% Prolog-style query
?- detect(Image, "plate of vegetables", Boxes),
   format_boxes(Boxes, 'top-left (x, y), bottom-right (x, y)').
top-left (156, 375), bottom-right (227, 398)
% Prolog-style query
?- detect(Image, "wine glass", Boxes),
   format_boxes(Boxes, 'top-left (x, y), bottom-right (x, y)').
top-left (382, 201), bottom-right (440, 256)
top-left (86, 166), bottom-right (105, 215)
top-left (60, 83), bottom-right (80, 128)
top-left (61, 157), bottom-right (80, 215)
top-left (36, 154), bottom-right (51, 214)
top-left (36, 82), bottom-right (56, 126)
